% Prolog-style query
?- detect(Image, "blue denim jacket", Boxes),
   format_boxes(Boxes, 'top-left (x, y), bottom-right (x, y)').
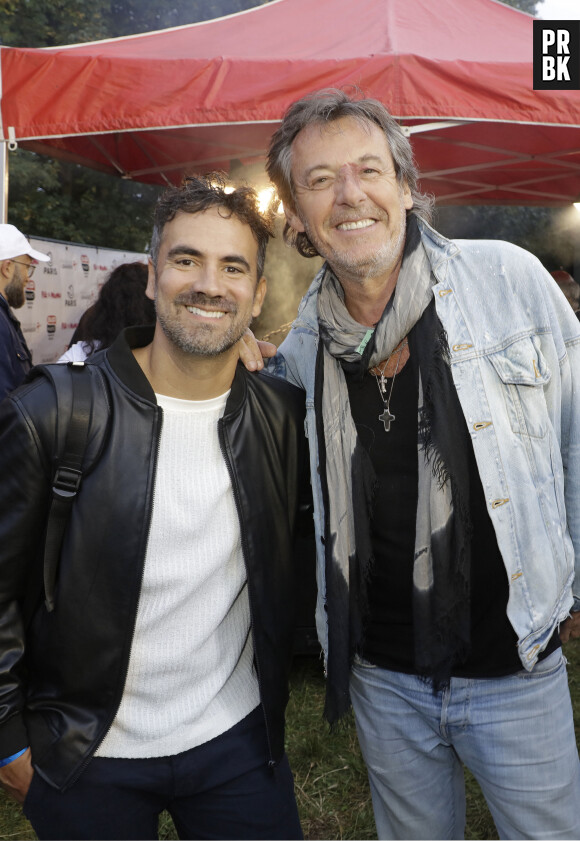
top-left (275, 219), bottom-right (580, 670)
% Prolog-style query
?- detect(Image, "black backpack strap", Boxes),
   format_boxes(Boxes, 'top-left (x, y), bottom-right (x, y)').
top-left (43, 362), bottom-right (94, 613)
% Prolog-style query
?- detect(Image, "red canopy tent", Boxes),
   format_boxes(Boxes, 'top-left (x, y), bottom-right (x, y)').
top-left (1, 0), bottom-right (580, 209)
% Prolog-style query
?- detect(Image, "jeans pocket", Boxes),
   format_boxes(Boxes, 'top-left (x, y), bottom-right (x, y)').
top-left (518, 648), bottom-right (564, 680)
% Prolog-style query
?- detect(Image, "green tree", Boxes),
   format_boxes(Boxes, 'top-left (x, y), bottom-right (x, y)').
top-left (0, 0), bottom-right (109, 47)
top-left (0, 0), bottom-right (270, 47)
top-left (9, 149), bottom-right (160, 251)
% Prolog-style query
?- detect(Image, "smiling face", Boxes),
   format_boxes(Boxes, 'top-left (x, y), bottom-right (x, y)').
top-left (285, 116), bottom-right (413, 288)
top-left (149, 207), bottom-right (266, 359)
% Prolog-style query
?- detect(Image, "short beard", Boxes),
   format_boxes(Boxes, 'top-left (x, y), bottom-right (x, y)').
top-left (301, 193), bottom-right (408, 283)
top-left (3, 276), bottom-right (25, 309)
top-left (155, 291), bottom-right (248, 358)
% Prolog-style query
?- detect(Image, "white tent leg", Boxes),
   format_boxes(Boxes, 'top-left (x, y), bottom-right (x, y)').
top-left (0, 142), bottom-right (8, 223)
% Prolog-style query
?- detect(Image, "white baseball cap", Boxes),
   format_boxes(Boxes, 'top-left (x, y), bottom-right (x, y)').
top-left (0, 224), bottom-right (50, 262)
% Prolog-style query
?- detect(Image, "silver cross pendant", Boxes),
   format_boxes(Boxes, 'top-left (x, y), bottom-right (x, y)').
top-left (379, 407), bottom-right (395, 432)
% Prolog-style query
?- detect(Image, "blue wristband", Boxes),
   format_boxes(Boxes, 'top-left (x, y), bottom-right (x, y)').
top-left (0, 748), bottom-right (27, 767)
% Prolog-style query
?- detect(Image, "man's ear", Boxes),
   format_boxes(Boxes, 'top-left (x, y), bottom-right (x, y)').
top-left (252, 277), bottom-right (268, 318)
top-left (146, 259), bottom-right (156, 301)
top-left (0, 260), bottom-right (13, 295)
top-left (284, 203), bottom-right (305, 234)
top-left (252, 276), bottom-right (267, 318)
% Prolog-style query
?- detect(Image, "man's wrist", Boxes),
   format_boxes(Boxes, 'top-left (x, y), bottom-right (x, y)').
top-left (0, 748), bottom-right (27, 768)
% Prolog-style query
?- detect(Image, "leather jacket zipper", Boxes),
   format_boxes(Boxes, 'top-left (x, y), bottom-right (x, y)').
top-left (218, 417), bottom-right (276, 771)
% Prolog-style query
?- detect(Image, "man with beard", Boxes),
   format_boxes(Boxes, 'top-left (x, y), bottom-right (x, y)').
top-left (0, 176), bottom-right (305, 840)
top-left (0, 224), bottom-right (49, 399)
top-left (247, 89), bottom-right (580, 839)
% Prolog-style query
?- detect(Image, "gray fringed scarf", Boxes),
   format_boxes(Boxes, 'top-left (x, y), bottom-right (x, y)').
top-left (315, 217), bottom-right (471, 724)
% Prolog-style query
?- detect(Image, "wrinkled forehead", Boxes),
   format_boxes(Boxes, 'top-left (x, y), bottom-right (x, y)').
top-left (291, 116), bottom-right (395, 180)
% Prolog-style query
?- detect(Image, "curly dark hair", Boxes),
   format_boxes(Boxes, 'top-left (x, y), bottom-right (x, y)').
top-left (70, 261), bottom-right (155, 355)
top-left (150, 172), bottom-right (275, 279)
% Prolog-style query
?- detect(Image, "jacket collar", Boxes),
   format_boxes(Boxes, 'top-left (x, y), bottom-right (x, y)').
top-left (104, 326), bottom-right (158, 404)
top-left (0, 292), bottom-right (21, 326)
top-left (104, 324), bottom-right (249, 413)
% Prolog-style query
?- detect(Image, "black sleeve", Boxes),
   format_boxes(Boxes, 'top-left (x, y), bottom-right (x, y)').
top-left (0, 384), bottom-right (53, 756)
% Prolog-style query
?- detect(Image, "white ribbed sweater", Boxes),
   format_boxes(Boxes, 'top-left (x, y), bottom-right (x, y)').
top-left (96, 391), bottom-right (260, 758)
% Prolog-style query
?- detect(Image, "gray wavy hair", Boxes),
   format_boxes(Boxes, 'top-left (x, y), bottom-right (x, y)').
top-left (266, 88), bottom-right (433, 258)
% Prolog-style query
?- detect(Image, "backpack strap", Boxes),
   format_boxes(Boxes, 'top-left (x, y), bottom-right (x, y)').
top-left (42, 362), bottom-right (95, 612)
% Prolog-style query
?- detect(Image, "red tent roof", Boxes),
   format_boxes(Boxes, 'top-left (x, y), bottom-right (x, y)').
top-left (2, 0), bottom-right (580, 204)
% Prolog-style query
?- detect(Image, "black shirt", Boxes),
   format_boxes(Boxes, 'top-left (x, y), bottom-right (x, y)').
top-left (346, 358), bottom-right (560, 677)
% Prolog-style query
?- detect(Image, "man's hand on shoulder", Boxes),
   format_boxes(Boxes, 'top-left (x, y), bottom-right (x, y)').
top-left (0, 748), bottom-right (33, 804)
top-left (560, 610), bottom-right (580, 644)
top-left (237, 329), bottom-right (276, 372)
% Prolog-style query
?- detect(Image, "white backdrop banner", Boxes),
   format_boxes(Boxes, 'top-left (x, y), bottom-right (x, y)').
top-left (21, 237), bottom-right (147, 364)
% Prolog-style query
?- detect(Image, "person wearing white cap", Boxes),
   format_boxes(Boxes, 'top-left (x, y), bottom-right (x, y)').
top-left (0, 224), bottom-right (50, 400)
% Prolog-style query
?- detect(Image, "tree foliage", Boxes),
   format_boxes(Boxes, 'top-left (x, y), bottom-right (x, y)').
top-left (0, 0), bottom-right (270, 46)
top-left (0, 0), bottom-right (109, 47)
top-left (9, 149), bottom-right (161, 251)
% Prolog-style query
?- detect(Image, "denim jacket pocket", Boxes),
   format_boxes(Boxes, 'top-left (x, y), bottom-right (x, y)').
top-left (487, 337), bottom-right (551, 438)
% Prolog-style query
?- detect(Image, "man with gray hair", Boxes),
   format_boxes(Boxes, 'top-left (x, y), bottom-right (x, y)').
top-left (252, 88), bottom-right (580, 839)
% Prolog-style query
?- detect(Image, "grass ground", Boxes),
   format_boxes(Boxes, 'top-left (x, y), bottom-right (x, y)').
top-left (1, 639), bottom-right (579, 840)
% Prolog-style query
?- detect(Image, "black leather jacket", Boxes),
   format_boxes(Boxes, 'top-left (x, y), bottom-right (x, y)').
top-left (0, 293), bottom-right (32, 401)
top-left (0, 326), bottom-right (306, 791)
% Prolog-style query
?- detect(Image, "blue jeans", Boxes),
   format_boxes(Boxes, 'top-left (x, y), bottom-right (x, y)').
top-left (350, 649), bottom-right (580, 840)
top-left (23, 707), bottom-right (302, 840)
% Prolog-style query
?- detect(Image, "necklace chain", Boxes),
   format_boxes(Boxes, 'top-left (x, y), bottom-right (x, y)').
top-left (369, 340), bottom-right (408, 432)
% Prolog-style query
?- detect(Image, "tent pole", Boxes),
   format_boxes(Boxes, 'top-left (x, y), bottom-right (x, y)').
top-left (0, 141), bottom-right (8, 223)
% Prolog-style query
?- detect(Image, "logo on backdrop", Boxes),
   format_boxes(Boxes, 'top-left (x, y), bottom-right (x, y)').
top-left (533, 21), bottom-right (580, 89)
top-left (42, 251), bottom-right (57, 275)
top-left (25, 280), bottom-right (35, 307)
top-left (65, 284), bottom-right (77, 308)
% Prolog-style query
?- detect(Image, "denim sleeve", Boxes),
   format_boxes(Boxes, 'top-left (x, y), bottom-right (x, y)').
top-left (264, 352), bottom-right (288, 381)
top-left (540, 269), bottom-right (580, 606)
